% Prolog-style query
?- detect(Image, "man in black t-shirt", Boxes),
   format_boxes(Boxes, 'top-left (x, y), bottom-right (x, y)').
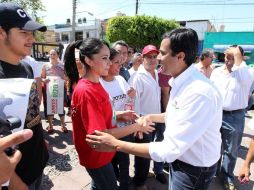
top-left (0, 3), bottom-right (48, 190)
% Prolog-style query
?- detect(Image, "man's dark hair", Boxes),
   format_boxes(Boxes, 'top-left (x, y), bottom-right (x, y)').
top-left (162, 28), bottom-right (198, 66)
top-left (1, 23), bottom-right (13, 34)
top-left (230, 44), bottom-right (244, 56)
top-left (200, 48), bottom-right (214, 61)
top-left (112, 40), bottom-right (129, 49)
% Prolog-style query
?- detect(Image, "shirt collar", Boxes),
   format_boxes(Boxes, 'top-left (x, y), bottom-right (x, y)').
top-left (168, 64), bottom-right (196, 90)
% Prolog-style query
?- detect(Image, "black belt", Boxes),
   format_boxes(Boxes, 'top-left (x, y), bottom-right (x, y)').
top-left (223, 109), bottom-right (245, 114)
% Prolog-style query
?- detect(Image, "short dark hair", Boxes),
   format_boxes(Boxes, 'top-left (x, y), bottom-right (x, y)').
top-left (200, 48), bottom-right (214, 61)
top-left (109, 48), bottom-right (119, 61)
top-left (0, 23), bottom-right (12, 34)
top-left (112, 40), bottom-right (129, 49)
top-left (162, 28), bottom-right (198, 66)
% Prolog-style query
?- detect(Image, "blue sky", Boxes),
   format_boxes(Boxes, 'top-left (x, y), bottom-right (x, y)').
top-left (40, 0), bottom-right (254, 32)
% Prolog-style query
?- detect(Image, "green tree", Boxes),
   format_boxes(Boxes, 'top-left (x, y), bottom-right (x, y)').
top-left (106, 15), bottom-right (180, 49)
top-left (1, 0), bottom-right (46, 41)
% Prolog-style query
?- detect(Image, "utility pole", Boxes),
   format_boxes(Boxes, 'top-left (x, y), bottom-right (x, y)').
top-left (135, 0), bottom-right (139, 15)
top-left (71, 0), bottom-right (77, 42)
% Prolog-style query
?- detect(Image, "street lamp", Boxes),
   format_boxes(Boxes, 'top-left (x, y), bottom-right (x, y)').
top-left (76, 10), bottom-right (94, 16)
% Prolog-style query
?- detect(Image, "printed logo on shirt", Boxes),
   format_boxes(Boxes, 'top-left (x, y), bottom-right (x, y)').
top-left (172, 99), bottom-right (180, 110)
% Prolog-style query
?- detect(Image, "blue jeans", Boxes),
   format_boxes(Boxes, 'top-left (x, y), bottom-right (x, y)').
top-left (170, 160), bottom-right (218, 190)
top-left (217, 110), bottom-right (245, 183)
top-left (86, 163), bottom-right (118, 190)
top-left (152, 123), bottom-right (165, 175)
top-left (28, 174), bottom-right (43, 190)
top-left (111, 136), bottom-right (130, 190)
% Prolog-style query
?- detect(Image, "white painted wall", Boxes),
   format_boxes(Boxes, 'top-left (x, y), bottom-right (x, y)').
top-left (185, 21), bottom-right (209, 40)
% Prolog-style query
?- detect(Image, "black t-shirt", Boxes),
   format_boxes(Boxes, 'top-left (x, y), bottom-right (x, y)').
top-left (0, 60), bottom-right (49, 185)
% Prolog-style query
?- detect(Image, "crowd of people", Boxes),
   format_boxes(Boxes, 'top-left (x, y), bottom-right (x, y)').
top-left (1, 2), bottom-right (254, 190)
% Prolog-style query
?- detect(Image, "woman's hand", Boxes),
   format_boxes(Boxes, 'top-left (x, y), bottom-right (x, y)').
top-left (86, 130), bottom-right (118, 152)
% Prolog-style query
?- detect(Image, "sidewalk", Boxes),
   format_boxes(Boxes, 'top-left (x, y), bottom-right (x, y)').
top-left (41, 110), bottom-right (254, 190)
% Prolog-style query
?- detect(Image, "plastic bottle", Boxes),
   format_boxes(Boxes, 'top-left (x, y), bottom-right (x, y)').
top-left (124, 96), bottom-right (135, 125)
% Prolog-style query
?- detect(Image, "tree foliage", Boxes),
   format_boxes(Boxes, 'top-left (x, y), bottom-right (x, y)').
top-left (1, 0), bottom-right (45, 16)
top-left (106, 15), bottom-right (180, 49)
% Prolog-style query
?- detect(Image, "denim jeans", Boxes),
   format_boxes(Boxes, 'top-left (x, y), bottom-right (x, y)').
top-left (111, 136), bottom-right (130, 190)
top-left (86, 163), bottom-right (118, 190)
top-left (170, 160), bottom-right (217, 190)
top-left (217, 110), bottom-right (245, 183)
top-left (28, 174), bottom-right (43, 190)
top-left (152, 123), bottom-right (165, 175)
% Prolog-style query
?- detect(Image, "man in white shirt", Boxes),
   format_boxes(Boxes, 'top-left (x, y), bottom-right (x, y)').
top-left (86, 28), bottom-right (223, 190)
top-left (131, 45), bottom-right (166, 189)
top-left (210, 46), bottom-right (253, 190)
top-left (195, 48), bottom-right (214, 78)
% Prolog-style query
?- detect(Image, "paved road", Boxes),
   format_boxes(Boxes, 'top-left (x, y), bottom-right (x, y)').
top-left (41, 109), bottom-right (254, 190)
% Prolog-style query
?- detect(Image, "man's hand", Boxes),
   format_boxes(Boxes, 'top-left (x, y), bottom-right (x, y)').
top-left (224, 46), bottom-right (243, 67)
top-left (127, 87), bottom-right (136, 98)
top-left (238, 164), bottom-right (251, 184)
top-left (86, 130), bottom-right (118, 152)
top-left (0, 129), bottom-right (33, 184)
top-left (135, 116), bottom-right (155, 134)
top-left (8, 172), bottom-right (28, 190)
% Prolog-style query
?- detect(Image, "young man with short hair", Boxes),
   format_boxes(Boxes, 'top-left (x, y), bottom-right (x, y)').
top-left (0, 3), bottom-right (49, 190)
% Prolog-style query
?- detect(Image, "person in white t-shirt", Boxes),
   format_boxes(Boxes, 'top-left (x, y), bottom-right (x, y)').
top-left (100, 48), bottom-right (136, 190)
top-left (21, 56), bottom-right (42, 103)
top-left (86, 28), bottom-right (223, 190)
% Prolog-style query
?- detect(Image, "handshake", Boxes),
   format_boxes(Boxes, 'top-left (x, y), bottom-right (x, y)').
top-left (115, 110), bottom-right (155, 139)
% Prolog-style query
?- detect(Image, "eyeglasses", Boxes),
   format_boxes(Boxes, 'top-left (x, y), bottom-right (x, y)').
top-left (145, 55), bottom-right (157, 59)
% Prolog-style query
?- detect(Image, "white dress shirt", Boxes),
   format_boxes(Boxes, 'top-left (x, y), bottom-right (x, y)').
top-left (132, 64), bottom-right (161, 115)
top-left (210, 62), bottom-right (253, 111)
top-left (149, 65), bottom-right (222, 167)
